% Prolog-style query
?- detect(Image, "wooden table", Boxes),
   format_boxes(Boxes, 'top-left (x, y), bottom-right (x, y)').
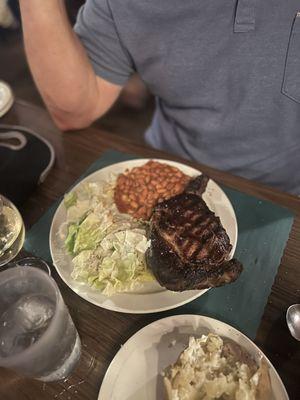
top-left (0, 100), bottom-right (299, 399)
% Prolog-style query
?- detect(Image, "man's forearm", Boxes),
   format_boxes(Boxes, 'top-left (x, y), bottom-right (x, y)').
top-left (19, 0), bottom-right (101, 129)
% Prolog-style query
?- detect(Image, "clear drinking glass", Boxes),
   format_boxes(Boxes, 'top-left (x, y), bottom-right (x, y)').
top-left (0, 266), bottom-right (81, 381)
top-left (15, 257), bottom-right (51, 275)
top-left (0, 195), bottom-right (25, 267)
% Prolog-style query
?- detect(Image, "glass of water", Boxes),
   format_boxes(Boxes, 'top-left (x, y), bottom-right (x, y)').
top-left (0, 194), bottom-right (25, 267)
top-left (0, 266), bottom-right (81, 381)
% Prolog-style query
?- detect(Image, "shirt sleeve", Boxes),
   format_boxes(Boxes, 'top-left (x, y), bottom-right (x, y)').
top-left (74, 0), bottom-right (134, 85)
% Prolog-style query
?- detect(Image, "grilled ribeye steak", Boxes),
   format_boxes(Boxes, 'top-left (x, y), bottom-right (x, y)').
top-left (146, 175), bottom-right (242, 291)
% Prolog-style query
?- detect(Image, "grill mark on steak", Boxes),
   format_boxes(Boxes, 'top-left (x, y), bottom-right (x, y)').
top-left (146, 174), bottom-right (243, 291)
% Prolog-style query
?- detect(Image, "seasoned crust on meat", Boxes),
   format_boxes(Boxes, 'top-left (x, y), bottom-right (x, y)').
top-left (146, 175), bottom-right (242, 291)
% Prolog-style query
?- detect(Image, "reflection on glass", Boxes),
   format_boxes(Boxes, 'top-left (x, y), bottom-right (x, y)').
top-left (0, 195), bottom-right (25, 267)
top-left (16, 257), bottom-right (51, 275)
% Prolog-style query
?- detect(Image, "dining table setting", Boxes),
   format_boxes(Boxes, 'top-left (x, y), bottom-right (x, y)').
top-left (0, 98), bottom-right (299, 400)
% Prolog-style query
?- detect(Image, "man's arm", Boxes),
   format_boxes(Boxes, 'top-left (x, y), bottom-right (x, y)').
top-left (19, 0), bottom-right (122, 131)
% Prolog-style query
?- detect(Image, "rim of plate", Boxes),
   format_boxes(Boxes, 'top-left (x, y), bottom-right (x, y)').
top-left (49, 158), bottom-right (238, 314)
top-left (98, 314), bottom-right (289, 400)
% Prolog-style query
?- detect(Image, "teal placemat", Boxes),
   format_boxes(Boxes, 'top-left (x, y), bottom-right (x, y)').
top-left (25, 150), bottom-right (294, 339)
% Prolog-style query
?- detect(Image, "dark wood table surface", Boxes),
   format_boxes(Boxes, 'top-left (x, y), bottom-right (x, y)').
top-left (0, 100), bottom-right (299, 399)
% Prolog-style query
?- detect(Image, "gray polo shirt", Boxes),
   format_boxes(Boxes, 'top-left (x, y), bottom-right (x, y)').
top-left (74, 0), bottom-right (300, 194)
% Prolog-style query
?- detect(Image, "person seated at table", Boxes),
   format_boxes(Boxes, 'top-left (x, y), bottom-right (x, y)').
top-left (19, 0), bottom-right (300, 194)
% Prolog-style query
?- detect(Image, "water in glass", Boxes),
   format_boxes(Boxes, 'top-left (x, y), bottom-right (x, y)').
top-left (0, 267), bottom-right (81, 381)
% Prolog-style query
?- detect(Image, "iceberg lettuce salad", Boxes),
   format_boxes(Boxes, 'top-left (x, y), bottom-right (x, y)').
top-left (61, 177), bottom-right (154, 296)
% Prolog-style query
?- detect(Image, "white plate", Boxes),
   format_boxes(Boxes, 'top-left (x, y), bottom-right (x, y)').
top-left (50, 159), bottom-right (238, 313)
top-left (98, 314), bottom-right (289, 400)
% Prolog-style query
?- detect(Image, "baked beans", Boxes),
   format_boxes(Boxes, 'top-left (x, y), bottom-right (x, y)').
top-left (114, 161), bottom-right (191, 220)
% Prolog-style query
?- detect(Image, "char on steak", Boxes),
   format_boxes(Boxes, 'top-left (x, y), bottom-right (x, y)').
top-left (146, 175), bottom-right (242, 291)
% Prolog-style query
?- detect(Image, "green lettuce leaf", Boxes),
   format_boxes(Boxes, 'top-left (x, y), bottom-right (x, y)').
top-left (73, 212), bottom-right (109, 254)
top-left (64, 192), bottom-right (77, 209)
top-left (65, 223), bottom-right (80, 254)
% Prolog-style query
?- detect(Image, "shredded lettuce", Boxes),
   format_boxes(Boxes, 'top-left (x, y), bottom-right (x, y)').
top-left (62, 177), bottom-right (153, 296)
top-left (64, 192), bottom-right (77, 209)
top-left (65, 223), bottom-right (80, 254)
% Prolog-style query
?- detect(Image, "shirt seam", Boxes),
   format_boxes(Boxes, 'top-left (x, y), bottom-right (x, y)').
top-left (106, 0), bottom-right (137, 73)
